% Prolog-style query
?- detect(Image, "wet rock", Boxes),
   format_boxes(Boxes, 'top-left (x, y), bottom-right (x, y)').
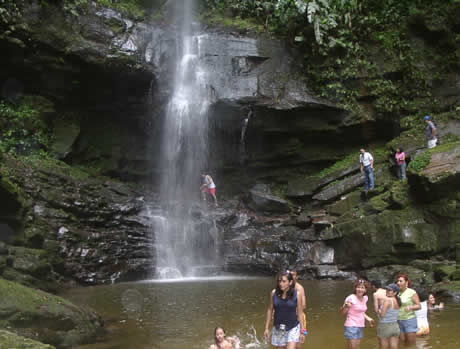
top-left (295, 212), bottom-right (312, 228)
top-left (248, 189), bottom-right (291, 214)
top-left (309, 265), bottom-right (354, 279)
top-left (409, 143), bottom-right (460, 200)
top-left (362, 265), bottom-right (435, 288)
top-left (326, 191), bottom-right (362, 216)
top-left (0, 330), bottom-right (55, 349)
top-left (312, 215), bottom-right (335, 231)
top-left (333, 208), bottom-right (448, 269)
top-left (312, 171), bottom-right (365, 201)
top-left (286, 177), bottom-right (322, 198)
top-left (434, 264), bottom-right (457, 281)
top-left (0, 278), bottom-right (103, 348)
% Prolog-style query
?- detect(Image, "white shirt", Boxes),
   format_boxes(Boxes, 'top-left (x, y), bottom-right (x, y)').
top-left (205, 175), bottom-right (216, 189)
top-left (415, 301), bottom-right (429, 328)
top-left (360, 152), bottom-right (373, 167)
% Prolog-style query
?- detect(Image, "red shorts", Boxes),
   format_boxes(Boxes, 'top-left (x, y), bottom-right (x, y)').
top-left (202, 187), bottom-right (216, 195)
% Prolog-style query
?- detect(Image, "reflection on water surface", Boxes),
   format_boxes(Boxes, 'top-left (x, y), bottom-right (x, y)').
top-left (62, 278), bottom-right (460, 349)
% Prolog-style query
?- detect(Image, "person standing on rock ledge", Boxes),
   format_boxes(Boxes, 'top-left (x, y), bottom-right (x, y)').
top-left (201, 173), bottom-right (218, 206)
top-left (424, 115), bottom-right (437, 148)
top-left (359, 148), bottom-right (374, 193)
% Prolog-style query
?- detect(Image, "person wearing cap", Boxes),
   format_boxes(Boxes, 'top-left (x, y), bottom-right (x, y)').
top-left (377, 283), bottom-right (401, 349)
top-left (424, 116), bottom-right (437, 149)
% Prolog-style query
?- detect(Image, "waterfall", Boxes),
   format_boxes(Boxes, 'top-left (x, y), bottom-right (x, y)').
top-left (239, 108), bottom-right (252, 164)
top-left (153, 0), bottom-right (218, 279)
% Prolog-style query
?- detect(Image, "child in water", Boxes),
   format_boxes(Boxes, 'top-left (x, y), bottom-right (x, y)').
top-left (210, 327), bottom-right (240, 349)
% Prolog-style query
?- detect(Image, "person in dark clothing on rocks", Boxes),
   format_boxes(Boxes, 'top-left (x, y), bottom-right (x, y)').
top-left (264, 271), bottom-right (306, 348)
top-left (424, 116), bottom-right (437, 149)
top-left (359, 148), bottom-right (374, 193)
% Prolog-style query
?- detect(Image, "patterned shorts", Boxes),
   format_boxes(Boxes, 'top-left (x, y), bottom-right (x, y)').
top-left (271, 323), bottom-right (300, 346)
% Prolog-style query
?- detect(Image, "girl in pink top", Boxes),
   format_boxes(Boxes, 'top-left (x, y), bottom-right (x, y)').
top-left (340, 280), bottom-right (375, 349)
top-left (395, 147), bottom-right (406, 180)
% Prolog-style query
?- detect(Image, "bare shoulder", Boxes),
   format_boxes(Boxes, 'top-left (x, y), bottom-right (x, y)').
top-left (295, 283), bottom-right (305, 291)
top-left (210, 345), bottom-right (217, 349)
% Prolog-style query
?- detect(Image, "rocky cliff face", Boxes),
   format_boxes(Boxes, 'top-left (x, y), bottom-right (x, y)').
top-left (1, 1), bottom-right (460, 299)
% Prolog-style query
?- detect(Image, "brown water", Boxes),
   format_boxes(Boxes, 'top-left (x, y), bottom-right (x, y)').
top-left (62, 277), bottom-right (460, 349)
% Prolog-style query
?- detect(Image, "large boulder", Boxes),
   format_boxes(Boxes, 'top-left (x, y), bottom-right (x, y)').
top-left (0, 278), bottom-right (103, 348)
top-left (332, 208), bottom-right (449, 268)
top-left (0, 330), bottom-right (55, 349)
top-left (248, 189), bottom-right (291, 214)
top-left (408, 142), bottom-right (460, 200)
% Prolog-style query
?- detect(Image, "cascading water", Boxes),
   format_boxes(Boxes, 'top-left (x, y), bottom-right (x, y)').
top-left (152, 0), bottom-right (218, 279)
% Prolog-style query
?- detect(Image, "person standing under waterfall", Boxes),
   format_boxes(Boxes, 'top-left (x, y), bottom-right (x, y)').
top-left (201, 173), bottom-right (218, 206)
top-left (290, 269), bottom-right (308, 347)
top-left (264, 271), bottom-right (306, 348)
top-left (359, 148), bottom-right (374, 193)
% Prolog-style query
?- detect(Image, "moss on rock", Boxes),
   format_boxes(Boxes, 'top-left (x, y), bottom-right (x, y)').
top-left (0, 278), bottom-right (102, 348)
top-left (0, 330), bottom-right (55, 349)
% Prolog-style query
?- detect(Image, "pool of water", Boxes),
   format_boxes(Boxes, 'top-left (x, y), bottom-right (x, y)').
top-left (62, 277), bottom-right (460, 349)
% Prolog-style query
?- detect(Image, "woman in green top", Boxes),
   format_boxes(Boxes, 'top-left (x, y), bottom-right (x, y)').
top-left (396, 273), bottom-right (420, 346)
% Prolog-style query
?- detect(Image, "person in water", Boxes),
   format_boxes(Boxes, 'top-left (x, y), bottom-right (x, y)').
top-left (428, 293), bottom-right (444, 310)
top-left (201, 173), bottom-right (218, 206)
top-left (290, 269), bottom-right (307, 348)
top-left (371, 279), bottom-right (387, 314)
top-left (340, 279), bottom-right (375, 349)
top-left (264, 271), bottom-right (306, 348)
top-left (415, 288), bottom-right (429, 337)
top-left (396, 273), bottom-right (421, 346)
top-left (377, 283), bottom-right (401, 349)
top-left (210, 327), bottom-right (239, 349)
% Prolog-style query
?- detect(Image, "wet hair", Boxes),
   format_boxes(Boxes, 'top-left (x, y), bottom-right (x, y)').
top-left (214, 327), bottom-right (226, 344)
top-left (415, 287), bottom-right (427, 302)
top-left (275, 271), bottom-right (296, 299)
top-left (370, 280), bottom-right (382, 288)
top-left (396, 273), bottom-right (412, 288)
top-left (352, 279), bottom-right (369, 295)
top-left (386, 288), bottom-right (402, 307)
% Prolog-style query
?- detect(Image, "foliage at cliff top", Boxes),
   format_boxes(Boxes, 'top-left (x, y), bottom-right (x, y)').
top-left (202, 0), bottom-right (460, 119)
top-left (0, 0), bottom-right (164, 21)
top-left (0, 96), bottom-right (54, 156)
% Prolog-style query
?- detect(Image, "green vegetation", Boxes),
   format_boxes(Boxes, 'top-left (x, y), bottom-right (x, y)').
top-left (0, 96), bottom-right (54, 155)
top-left (408, 140), bottom-right (460, 174)
top-left (202, 0), bottom-right (459, 123)
top-left (314, 146), bottom-right (388, 179)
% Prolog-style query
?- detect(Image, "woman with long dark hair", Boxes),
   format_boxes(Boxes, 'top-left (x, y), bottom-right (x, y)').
top-left (377, 283), bottom-right (401, 349)
top-left (264, 271), bottom-right (306, 348)
top-left (396, 273), bottom-right (420, 346)
top-left (340, 279), bottom-right (374, 349)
